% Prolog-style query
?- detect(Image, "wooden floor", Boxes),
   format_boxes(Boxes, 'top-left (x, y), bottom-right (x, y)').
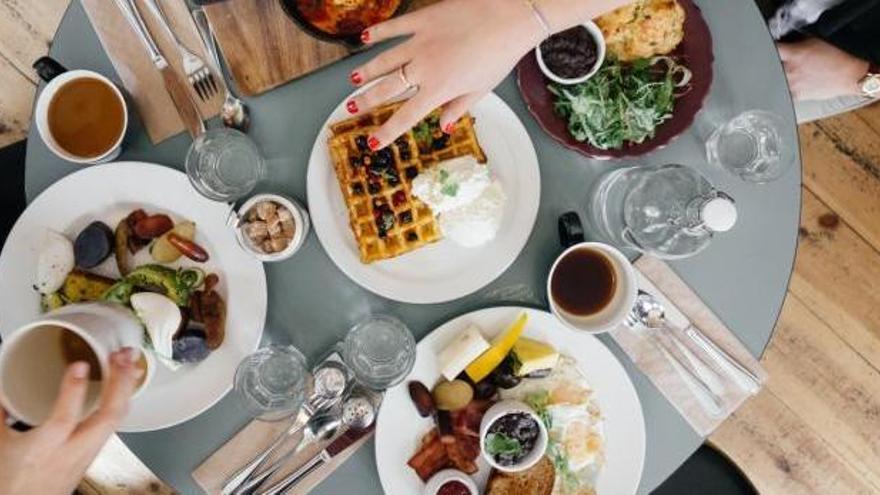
top-left (2, 2), bottom-right (880, 494)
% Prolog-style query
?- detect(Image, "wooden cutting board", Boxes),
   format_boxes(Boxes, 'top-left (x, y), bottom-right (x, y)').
top-left (202, 0), bottom-right (437, 97)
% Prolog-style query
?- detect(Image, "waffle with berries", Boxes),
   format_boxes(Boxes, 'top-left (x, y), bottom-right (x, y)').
top-left (328, 102), bottom-right (486, 263)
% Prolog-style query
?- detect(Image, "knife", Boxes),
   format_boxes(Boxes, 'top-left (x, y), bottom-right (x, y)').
top-left (259, 424), bottom-right (375, 495)
top-left (113, 0), bottom-right (205, 138)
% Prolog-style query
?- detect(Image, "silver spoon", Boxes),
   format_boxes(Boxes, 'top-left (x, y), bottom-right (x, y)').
top-left (626, 290), bottom-right (725, 417)
top-left (260, 393), bottom-right (378, 495)
top-left (633, 291), bottom-right (761, 393)
top-left (222, 362), bottom-right (348, 495)
top-left (192, 8), bottom-right (251, 132)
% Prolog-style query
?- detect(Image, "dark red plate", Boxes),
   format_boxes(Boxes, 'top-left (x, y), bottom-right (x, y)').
top-left (516, 0), bottom-right (714, 160)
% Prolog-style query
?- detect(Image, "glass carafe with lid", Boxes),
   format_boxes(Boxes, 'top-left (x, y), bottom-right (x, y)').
top-left (589, 163), bottom-right (737, 259)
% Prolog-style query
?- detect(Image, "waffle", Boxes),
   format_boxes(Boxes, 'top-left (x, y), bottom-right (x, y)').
top-left (328, 101), bottom-right (487, 263)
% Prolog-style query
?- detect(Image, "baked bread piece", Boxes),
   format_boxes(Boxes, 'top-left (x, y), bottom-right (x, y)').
top-left (328, 101), bottom-right (485, 263)
top-left (596, 0), bottom-right (686, 61)
top-left (486, 455), bottom-right (556, 495)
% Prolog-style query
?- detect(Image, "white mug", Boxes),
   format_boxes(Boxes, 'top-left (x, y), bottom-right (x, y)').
top-left (0, 302), bottom-right (151, 426)
top-left (33, 57), bottom-right (128, 165)
top-left (547, 212), bottom-right (638, 334)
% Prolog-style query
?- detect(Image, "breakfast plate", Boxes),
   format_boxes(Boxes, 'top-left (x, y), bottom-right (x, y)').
top-left (516, 0), bottom-right (714, 159)
top-left (375, 306), bottom-right (646, 494)
top-left (0, 162), bottom-right (267, 431)
top-left (307, 91), bottom-right (541, 304)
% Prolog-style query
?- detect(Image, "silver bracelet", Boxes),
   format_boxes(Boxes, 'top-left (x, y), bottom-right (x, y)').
top-left (524, 0), bottom-right (552, 36)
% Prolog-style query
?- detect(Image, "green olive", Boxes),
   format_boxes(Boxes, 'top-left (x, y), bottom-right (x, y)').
top-left (432, 379), bottom-right (474, 411)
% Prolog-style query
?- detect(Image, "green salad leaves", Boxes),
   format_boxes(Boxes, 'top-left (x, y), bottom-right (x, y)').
top-left (485, 432), bottom-right (523, 457)
top-left (549, 56), bottom-right (691, 150)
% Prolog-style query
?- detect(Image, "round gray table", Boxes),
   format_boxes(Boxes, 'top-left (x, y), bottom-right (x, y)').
top-left (26, 1), bottom-right (800, 493)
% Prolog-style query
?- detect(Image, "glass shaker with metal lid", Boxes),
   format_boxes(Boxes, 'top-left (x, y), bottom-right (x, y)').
top-left (589, 163), bottom-right (737, 259)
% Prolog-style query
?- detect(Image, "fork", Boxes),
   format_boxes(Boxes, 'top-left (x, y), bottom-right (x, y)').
top-left (142, 0), bottom-right (217, 101)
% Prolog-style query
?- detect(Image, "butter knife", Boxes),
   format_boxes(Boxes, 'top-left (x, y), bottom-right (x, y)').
top-left (113, 0), bottom-right (205, 138)
top-left (259, 424), bottom-right (375, 495)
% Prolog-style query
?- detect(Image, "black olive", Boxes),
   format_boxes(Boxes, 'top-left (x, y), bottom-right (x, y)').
top-left (472, 379), bottom-right (497, 399)
top-left (523, 368), bottom-right (553, 379)
top-left (490, 355), bottom-right (522, 389)
top-left (74, 221), bottom-right (114, 269)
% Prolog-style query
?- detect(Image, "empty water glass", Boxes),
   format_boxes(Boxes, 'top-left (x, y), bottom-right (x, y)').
top-left (186, 128), bottom-right (264, 202)
top-left (341, 315), bottom-right (416, 390)
top-left (234, 345), bottom-right (312, 421)
top-left (705, 110), bottom-right (794, 184)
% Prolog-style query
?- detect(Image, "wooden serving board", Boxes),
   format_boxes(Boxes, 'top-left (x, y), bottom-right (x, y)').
top-left (202, 0), bottom-right (438, 97)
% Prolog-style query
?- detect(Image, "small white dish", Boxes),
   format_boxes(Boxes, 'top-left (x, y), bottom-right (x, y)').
top-left (479, 400), bottom-right (549, 473)
top-left (423, 469), bottom-right (478, 495)
top-left (536, 21), bottom-right (606, 85)
top-left (233, 193), bottom-right (310, 262)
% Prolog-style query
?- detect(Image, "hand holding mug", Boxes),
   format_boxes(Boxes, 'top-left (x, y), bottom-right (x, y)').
top-left (0, 348), bottom-right (143, 495)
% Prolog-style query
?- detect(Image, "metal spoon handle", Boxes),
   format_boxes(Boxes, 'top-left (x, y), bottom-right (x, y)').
top-left (652, 334), bottom-right (724, 417)
top-left (235, 429), bottom-right (318, 495)
top-left (259, 454), bottom-right (328, 495)
top-left (684, 325), bottom-right (762, 394)
top-left (221, 407), bottom-right (311, 495)
top-left (658, 322), bottom-right (726, 396)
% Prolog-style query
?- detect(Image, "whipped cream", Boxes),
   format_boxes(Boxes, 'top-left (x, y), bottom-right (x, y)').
top-left (411, 155), bottom-right (506, 248)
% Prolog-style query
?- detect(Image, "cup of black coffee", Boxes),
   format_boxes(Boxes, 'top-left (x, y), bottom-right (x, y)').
top-left (547, 212), bottom-right (637, 333)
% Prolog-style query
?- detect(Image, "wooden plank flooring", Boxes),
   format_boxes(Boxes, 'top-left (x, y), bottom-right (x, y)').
top-left (2, 1), bottom-right (879, 494)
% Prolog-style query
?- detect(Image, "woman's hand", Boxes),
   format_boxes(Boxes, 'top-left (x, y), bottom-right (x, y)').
top-left (347, 0), bottom-right (546, 150)
top-left (347, 0), bottom-right (627, 149)
top-left (778, 38), bottom-right (869, 101)
top-left (0, 348), bottom-right (143, 495)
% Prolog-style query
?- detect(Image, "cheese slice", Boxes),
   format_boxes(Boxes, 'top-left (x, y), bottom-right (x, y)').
top-left (439, 324), bottom-right (490, 381)
top-left (512, 337), bottom-right (559, 376)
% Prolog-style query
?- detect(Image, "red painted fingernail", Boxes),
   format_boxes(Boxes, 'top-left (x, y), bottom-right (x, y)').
top-left (443, 122), bottom-right (455, 134)
top-left (368, 136), bottom-right (380, 150)
top-left (346, 100), bottom-right (359, 114)
top-left (350, 71), bottom-right (363, 85)
top-left (360, 30), bottom-right (370, 43)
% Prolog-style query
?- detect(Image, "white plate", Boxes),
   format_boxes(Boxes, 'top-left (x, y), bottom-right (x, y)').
top-left (307, 92), bottom-right (541, 304)
top-left (0, 162), bottom-right (267, 432)
top-left (375, 307), bottom-right (646, 494)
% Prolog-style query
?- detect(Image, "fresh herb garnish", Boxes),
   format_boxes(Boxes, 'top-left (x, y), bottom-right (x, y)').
top-left (525, 390), bottom-right (553, 431)
top-left (441, 183), bottom-right (459, 197)
top-left (548, 56), bottom-right (691, 150)
top-left (485, 432), bottom-right (523, 457)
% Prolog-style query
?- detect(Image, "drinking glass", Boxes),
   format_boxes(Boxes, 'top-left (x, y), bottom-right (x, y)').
top-left (341, 315), bottom-right (416, 390)
top-left (233, 345), bottom-right (311, 421)
top-left (185, 128), bottom-right (264, 202)
top-left (705, 110), bottom-right (794, 184)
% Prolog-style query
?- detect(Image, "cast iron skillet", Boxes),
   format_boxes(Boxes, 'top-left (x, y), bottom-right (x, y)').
top-left (279, 0), bottom-right (413, 50)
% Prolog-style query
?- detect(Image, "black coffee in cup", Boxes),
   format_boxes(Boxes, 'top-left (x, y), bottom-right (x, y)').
top-left (550, 247), bottom-right (617, 317)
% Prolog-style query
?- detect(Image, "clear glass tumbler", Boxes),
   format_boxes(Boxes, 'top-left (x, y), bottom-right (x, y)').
top-left (185, 128), bottom-right (264, 202)
top-left (705, 110), bottom-right (794, 184)
top-left (341, 315), bottom-right (416, 390)
top-left (233, 345), bottom-right (311, 421)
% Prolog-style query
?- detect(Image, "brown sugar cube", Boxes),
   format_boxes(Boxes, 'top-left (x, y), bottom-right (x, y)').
top-left (267, 216), bottom-right (283, 237)
top-left (269, 238), bottom-right (289, 252)
top-left (243, 221), bottom-right (269, 242)
top-left (255, 201), bottom-right (277, 221)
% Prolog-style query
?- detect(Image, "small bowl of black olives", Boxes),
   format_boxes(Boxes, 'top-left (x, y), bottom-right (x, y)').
top-left (479, 400), bottom-right (548, 472)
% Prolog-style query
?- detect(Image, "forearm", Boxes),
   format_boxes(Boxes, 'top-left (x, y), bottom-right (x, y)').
top-left (532, 0), bottom-right (630, 33)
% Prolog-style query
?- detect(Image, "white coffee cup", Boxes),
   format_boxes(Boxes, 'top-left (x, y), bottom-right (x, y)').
top-left (33, 57), bottom-right (128, 165)
top-left (0, 302), bottom-right (151, 425)
top-left (548, 213), bottom-right (638, 334)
